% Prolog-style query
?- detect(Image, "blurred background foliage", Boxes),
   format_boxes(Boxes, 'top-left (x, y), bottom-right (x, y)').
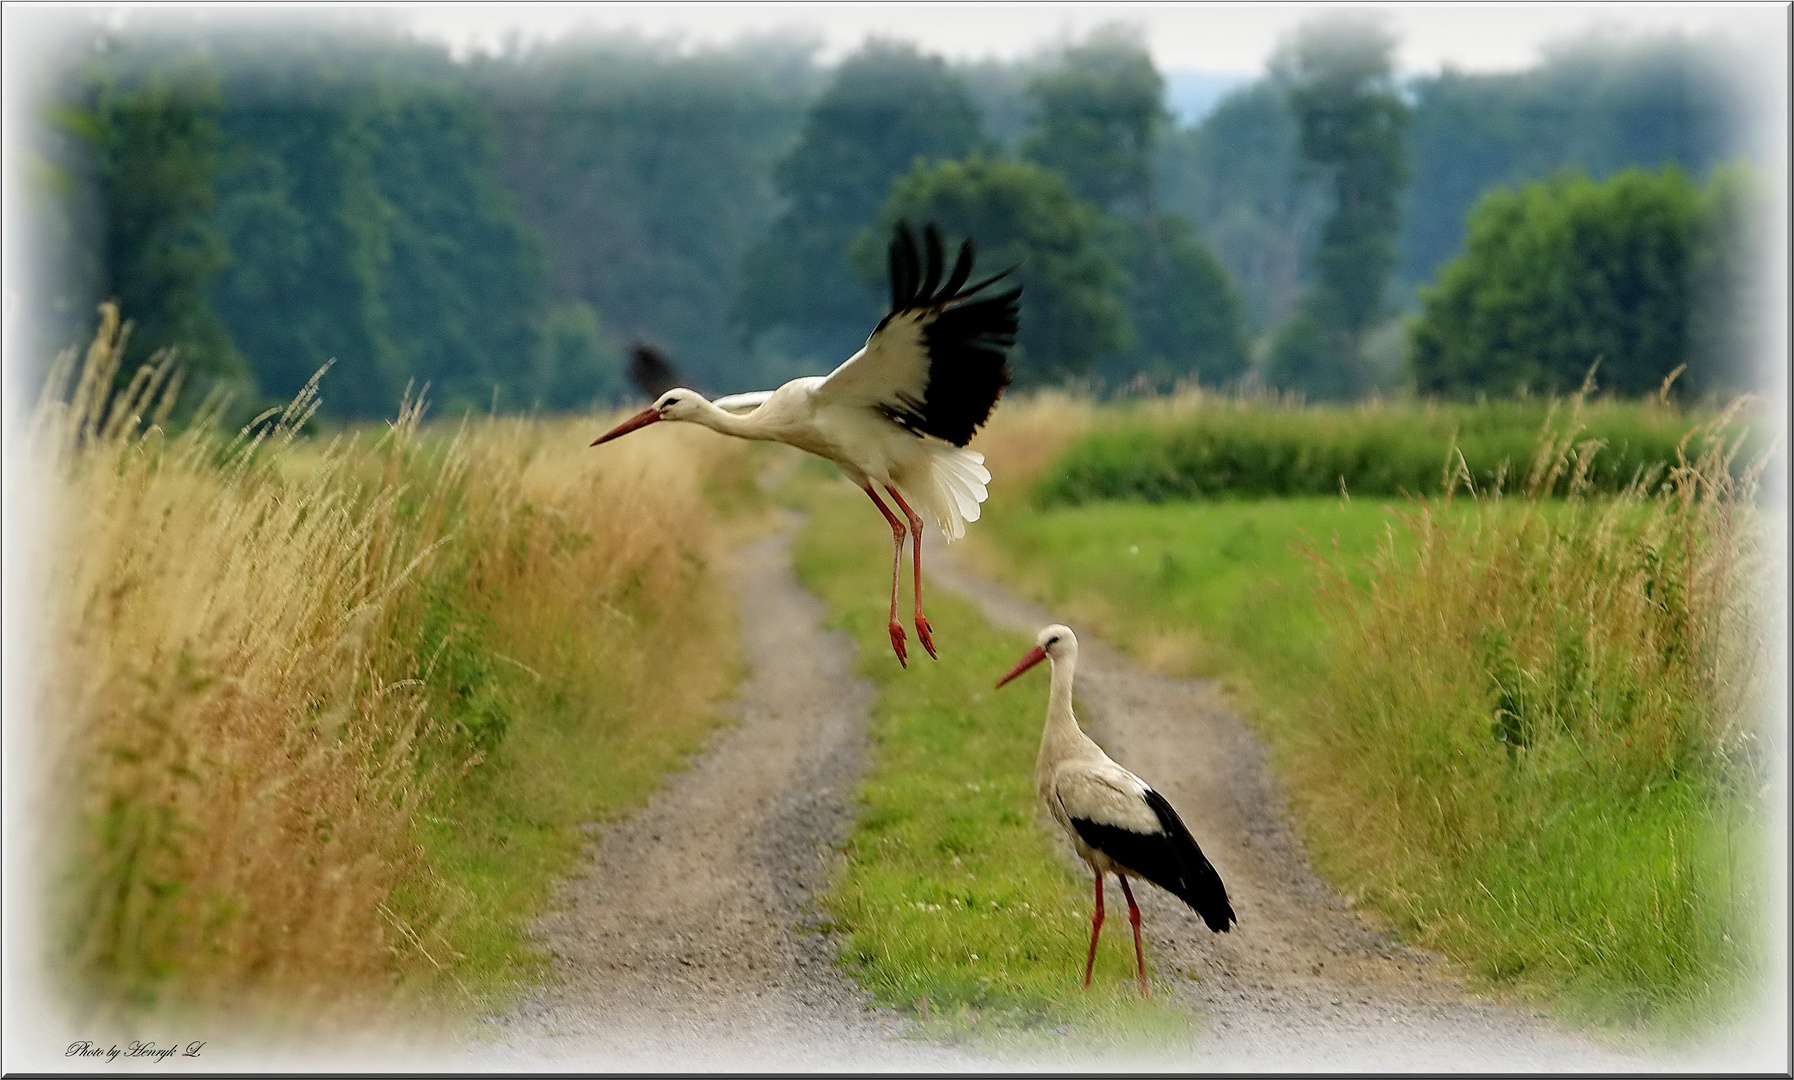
top-left (19, 12), bottom-right (1764, 419)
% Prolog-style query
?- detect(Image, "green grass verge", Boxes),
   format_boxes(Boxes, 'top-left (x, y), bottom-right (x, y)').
top-left (395, 648), bottom-right (740, 1008)
top-left (787, 475), bottom-right (1194, 1047)
top-left (970, 489), bottom-right (1767, 1030)
top-left (383, 433), bottom-right (765, 1015)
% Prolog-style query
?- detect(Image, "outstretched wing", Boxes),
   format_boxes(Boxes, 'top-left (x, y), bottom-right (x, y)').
top-left (628, 341), bottom-right (685, 400)
top-left (817, 222), bottom-right (1020, 448)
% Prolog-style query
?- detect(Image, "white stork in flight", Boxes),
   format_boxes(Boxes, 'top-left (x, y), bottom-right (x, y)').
top-left (591, 222), bottom-right (1021, 667)
top-left (997, 625), bottom-right (1236, 995)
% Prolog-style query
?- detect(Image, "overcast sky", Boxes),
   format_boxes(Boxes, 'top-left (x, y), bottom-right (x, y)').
top-left (402, 3), bottom-right (1786, 76)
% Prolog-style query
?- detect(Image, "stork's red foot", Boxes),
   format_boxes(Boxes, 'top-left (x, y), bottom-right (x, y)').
top-left (914, 615), bottom-right (937, 660)
top-left (888, 621), bottom-right (909, 667)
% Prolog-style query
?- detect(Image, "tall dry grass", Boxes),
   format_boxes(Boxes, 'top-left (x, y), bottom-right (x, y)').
top-left (26, 305), bottom-right (744, 1021)
top-left (1295, 392), bottom-right (1778, 1019)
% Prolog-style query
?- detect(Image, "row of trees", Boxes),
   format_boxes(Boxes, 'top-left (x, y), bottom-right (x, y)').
top-left (25, 14), bottom-right (1758, 418)
top-left (736, 35), bottom-right (1248, 390)
top-left (39, 25), bottom-right (558, 416)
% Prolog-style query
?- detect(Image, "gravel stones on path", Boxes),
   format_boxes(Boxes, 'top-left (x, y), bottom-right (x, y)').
top-left (472, 516), bottom-right (993, 1071)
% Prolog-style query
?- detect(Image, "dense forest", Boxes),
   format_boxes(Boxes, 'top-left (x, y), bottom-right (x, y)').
top-left (21, 13), bottom-right (1757, 417)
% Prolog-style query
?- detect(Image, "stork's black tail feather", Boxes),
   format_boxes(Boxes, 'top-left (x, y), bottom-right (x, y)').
top-left (1139, 788), bottom-right (1237, 932)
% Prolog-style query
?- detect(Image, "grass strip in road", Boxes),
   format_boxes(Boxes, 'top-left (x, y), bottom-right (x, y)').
top-left (787, 473), bottom-right (1192, 1047)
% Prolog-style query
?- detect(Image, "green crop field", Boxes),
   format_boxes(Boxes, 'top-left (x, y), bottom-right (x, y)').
top-left (1034, 396), bottom-right (1763, 506)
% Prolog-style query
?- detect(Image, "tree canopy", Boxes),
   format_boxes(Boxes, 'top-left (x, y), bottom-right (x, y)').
top-left (473, 36), bottom-right (818, 396)
top-left (1017, 30), bottom-right (1246, 388)
top-left (1265, 18), bottom-right (1409, 399)
top-left (735, 41), bottom-right (988, 374)
top-left (1103, 214), bottom-right (1250, 388)
top-left (1157, 78), bottom-right (1327, 334)
top-left (872, 155), bottom-right (1128, 385)
top-left (1160, 32), bottom-right (1746, 347)
top-left (1409, 166), bottom-right (1750, 398)
top-left (1022, 30), bottom-right (1166, 216)
top-left (25, 17), bottom-right (1762, 415)
top-left (58, 65), bottom-right (242, 385)
top-left (1400, 35), bottom-right (1746, 299)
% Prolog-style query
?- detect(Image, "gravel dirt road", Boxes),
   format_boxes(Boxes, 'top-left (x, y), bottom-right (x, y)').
top-left (468, 517), bottom-right (995, 1071)
top-left (461, 508), bottom-right (1741, 1072)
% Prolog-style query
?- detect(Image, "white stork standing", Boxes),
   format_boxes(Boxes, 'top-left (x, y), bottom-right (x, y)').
top-left (996, 624), bottom-right (1236, 996)
top-left (591, 222), bottom-right (1021, 667)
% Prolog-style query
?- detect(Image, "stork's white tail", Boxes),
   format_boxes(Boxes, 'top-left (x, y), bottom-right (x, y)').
top-left (918, 442), bottom-right (991, 541)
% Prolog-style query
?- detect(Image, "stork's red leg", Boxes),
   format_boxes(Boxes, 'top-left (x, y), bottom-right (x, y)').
top-left (1119, 876), bottom-right (1150, 998)
top-left (863, 485), bottom-right (908, 667)
top-left (1083, 871), bottom-right (1105, 989)
top-left (883, 485), bottom-right (935, 659)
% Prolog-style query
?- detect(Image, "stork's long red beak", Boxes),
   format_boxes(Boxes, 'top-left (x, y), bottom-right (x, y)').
top-left (995, 645), bottom-right (1048, 689)
top-left (590, 406), bottom-right (662, 446)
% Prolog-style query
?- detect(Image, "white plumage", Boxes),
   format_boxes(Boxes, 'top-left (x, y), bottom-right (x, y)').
top-left (591, 222), bottom-right (1019, 666)
top-left (997, 624), bottom-right (1236, 996)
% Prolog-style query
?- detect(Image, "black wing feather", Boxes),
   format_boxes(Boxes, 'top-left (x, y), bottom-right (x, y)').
top-left (1068, 788), bottom-right (1236, 933)
top-left (890, 220), bottom-right (920, 309)
top-left (628, 341), bottom-right (684, 400)
top-left (871, 222), bottom-right (1021, 447)
top-left (942, 238), bottom-right (974, 298)
top-left (920, 224), bottom-right (945, 300)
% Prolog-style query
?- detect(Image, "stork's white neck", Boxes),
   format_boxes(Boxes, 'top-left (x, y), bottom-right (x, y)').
top-left (683, 398), bottom-right (762, 440)
top-left (1039, 647), bottom-right (1095, 766)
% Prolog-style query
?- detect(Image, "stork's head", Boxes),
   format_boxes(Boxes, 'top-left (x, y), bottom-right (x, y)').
top-left (995, 624), bottom-right (1077, 688)
top-left (590, 388), bottom-right (704, 446)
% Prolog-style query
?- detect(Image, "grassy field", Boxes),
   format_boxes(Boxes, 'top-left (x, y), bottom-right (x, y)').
top-left (787, 470), bottom-right (1191, 1047)
top-left (964, 394), bottom-right (1775, 1029)
top-left (965, 496), bottom-right (1397, 691)
top-left (28, 307), bottom-right (756, 1023)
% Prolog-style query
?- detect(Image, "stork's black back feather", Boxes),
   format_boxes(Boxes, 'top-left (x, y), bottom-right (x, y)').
top-left (1069, 788), bottom-right (1236, 933)
top-left (875, 221), bottom-right (1020, 448)
top-left (628, 341), bottom-right (684, 400)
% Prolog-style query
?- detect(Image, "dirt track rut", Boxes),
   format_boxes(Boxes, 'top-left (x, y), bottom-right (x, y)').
top-left (472, 516), bottom-right (990, 1070)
